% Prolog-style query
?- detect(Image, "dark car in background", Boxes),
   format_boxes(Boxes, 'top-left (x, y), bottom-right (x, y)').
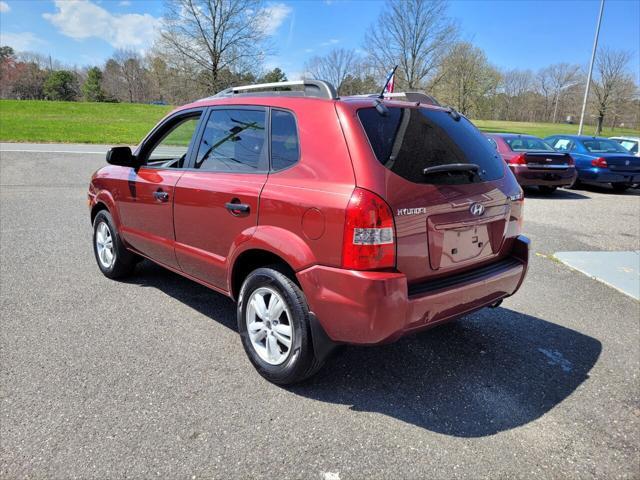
top-left (485, 133), bottom-right (576, 194)
top-left (545, 135), bottom-right (640, 192)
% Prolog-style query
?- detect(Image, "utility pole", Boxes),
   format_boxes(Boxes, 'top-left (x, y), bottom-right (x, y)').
top-left (578, 0), bottom-right (605, 135)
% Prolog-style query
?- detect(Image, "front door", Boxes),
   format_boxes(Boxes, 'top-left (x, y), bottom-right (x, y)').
top-left (118, 111), bottom-right (203, 268)
top-left (173, 107), bottom-right (269, 291)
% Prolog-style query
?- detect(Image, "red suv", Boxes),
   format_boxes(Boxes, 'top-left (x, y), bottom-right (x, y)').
top-left (89, 80), bottom-right (529, 384)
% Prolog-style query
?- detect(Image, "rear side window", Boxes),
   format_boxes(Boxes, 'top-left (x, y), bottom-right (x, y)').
top-left (357, 107), bottom-right (504, 184)
top-left (271, 110), bottom-right (299, 171)
top-left (194, 108), bottom-right (267, 172)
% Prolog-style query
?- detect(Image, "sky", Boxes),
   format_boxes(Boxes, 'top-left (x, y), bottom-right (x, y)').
top-left (0, 0), bottom-right (638, 81)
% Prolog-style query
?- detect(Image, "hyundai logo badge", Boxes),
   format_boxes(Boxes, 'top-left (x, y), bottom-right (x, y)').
top-left (469, 203), bottom-right (485, 216)
top-left (625, 160), bottom-right (630, 166)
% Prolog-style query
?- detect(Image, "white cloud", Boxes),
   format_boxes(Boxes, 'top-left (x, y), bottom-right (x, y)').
top-left (0, 1), bottom-right (10, 13)
top-left (118, 0), bottom-right (131, 5)
top-left (43, 0), bottom-right (161, 49)
top-left (320, 38), bottom-right (340, 47)
top-left (0, 31), bottom-right (45, 51)
top-left (258, 3), bottom-right (292, 35)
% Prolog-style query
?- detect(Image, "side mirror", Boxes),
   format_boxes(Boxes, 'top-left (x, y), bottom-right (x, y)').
top-left (106, 146), bottom-right (140, 167)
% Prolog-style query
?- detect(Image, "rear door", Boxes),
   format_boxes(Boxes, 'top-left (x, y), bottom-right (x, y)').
top-left (118, 110), bottom-right (203, 268)
top-left (357, 106), bottom-right (517, 284)
top-left (173, 106), bottom-right (269, 291)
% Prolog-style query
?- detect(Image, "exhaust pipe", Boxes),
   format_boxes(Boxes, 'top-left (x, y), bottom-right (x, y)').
top-left (489, 299), bottom-right (503, 309)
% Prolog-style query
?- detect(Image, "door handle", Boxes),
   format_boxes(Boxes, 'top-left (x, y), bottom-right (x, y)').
top-left (153, 190), bottom-right (169, 202)
top-left (225, 201), bottom-right (250, 215)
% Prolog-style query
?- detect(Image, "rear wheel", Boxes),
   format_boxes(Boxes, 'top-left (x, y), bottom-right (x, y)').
top-left (237, 266), bottom-right (323, 385)
top-left (538, 186), bottom-right (557, 195)
top-left (567, 176), bottom-right (581, 189)
top-left (611, 183), bottom-right (630, 193)
top-left (93, 210), bottom-right (138, 279)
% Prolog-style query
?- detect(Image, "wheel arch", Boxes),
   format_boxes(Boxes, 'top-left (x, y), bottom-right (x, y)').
top-left (228, 225), bottom-right (317, 300)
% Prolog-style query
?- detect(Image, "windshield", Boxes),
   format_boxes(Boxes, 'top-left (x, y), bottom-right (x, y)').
top-left (357, 107), bottom-right (504, 184)
top-left (581, 139), bottom-right (630, 154)
top-left (504, 136), bottom-right (555, 152)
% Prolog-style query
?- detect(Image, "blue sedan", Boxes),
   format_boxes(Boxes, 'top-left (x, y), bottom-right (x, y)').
top-left (545, 135), bottom-right (640, 192)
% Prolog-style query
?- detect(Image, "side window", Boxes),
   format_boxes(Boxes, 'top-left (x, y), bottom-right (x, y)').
top-left (145, 113), bottom-right (202, 167)
top-left (271, 110), bottom-right (300, 171)
top-left (194, 108), bottom-right (267, 172)
top-left (553, 138), bottom-right (571, 152)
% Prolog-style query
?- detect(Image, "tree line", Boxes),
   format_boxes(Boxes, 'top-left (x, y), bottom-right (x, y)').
top-left (0, 0), bottom-right (637, 132)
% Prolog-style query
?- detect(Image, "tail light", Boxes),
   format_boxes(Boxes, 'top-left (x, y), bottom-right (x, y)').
top-left (566, 155), bottom-right (575, 166)
top-left (509, 154), bottom-right (526, 165)
top-left (591, 157), bottom-right (607, 168)
top-left (342, 188), bottom-right (395, 270)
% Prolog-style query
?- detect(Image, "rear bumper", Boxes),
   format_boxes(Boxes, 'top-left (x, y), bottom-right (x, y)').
top-left (579, 167), bottom-right (640, 184)
top-left (297, 235), bottom-right (530, 345)
top-left (510, 165), bottom-right (576, 187)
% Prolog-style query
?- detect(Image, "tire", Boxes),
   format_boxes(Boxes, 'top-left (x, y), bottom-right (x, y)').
top-left (237, 266), bottom-right (323, 385)
top-left (538, 186), bottom-right (557, 195)
top-left (92, 210), bottom-right (138, 279)
top-left (567, 176), bottom-right (581, 189)
top-left (611, 183), bottom-right (630, 193)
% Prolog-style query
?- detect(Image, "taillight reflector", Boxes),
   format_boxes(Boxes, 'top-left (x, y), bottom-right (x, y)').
top-left (509, 154), bottom-right (527, 165)
top-left (591, 157), bottom-right (607, 168)
top-left (342, 188), bottom-right (396, 270)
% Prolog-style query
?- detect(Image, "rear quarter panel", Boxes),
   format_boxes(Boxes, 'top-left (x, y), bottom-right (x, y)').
top-left (254, 99), bottom-right (356, 269)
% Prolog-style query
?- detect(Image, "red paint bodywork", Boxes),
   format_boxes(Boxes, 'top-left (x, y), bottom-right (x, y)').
top-left (89, 95), bottom-right (529, 345)
top-left (486, 133), bottom-right (577, 188)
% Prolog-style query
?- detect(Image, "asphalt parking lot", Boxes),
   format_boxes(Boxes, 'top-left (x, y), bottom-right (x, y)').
top-left (1, 145), bottom-right (639, 479)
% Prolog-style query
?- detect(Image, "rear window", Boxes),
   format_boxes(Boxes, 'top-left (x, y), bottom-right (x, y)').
top-left (504, 137), bottom-right (554, 152)
top-left (358, 107), bottom-right (504, 184)
top-left (582, 139), bottom-right (629, 154)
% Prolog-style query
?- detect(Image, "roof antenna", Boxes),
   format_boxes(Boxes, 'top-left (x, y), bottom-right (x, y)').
top-left (379, 65), bottom-right (398, 99)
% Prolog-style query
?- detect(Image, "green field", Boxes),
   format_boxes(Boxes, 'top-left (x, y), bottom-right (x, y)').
top-left (0, 100), bottom-right (172, 144)
top-left (0, 100), bottom-right (638, 145)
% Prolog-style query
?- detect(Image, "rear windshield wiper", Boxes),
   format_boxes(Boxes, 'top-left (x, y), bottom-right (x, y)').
top-left (422, 163), bottom-right (481, 176)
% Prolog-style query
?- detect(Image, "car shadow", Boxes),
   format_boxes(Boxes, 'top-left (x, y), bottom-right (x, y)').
top-left (571, 183), bottom-right (640, 196)
top-left (125, 261), bottom-right (602, 438)
top-left (524, 187), bottom-right (590, 200)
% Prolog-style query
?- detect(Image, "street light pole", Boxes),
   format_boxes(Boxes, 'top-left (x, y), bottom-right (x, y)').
top-left (578, 0), bottom-right (605, 135)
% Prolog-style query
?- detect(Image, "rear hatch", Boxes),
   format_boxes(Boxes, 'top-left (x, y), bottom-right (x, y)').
top-left (357, 106), bottom-right (519, 284)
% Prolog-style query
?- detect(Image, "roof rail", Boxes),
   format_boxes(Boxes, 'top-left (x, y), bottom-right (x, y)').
top-left (213, 80), bottom-right (338, 100)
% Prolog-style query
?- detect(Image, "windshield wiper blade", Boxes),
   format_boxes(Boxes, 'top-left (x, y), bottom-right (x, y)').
top-left (423, 163), bottom-right (480, 176)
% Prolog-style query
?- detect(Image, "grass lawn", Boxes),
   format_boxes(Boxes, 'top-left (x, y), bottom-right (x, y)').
top-left (474, 119), bottom-right (640, 138)
top-left (1, 99), bottom-right (638, 145)
top-left (0, 100), bottom-right (173, 144)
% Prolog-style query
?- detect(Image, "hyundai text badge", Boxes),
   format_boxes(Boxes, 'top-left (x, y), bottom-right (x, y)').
top-left (469, 202), bottom-right (485, 216)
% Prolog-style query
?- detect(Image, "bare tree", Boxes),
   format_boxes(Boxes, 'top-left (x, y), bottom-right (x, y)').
top-left (364, 0), bottom-right (457, 90)
top-left (158, 0), bottom-right (271, 92)
top-left (542, 63), bottom-right (581, 123)
top-left (591, 47), bottom-right (634, 134)
top-left (304, 48), bottom-right (360, 94)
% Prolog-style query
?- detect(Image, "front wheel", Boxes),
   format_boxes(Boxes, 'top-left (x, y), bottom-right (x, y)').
top-left (92, 210), bottom-right (138, 279)
top-left (611, 183), bottom-right (630, 193)
top-left (237, 267), bottom-right (323, 385)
